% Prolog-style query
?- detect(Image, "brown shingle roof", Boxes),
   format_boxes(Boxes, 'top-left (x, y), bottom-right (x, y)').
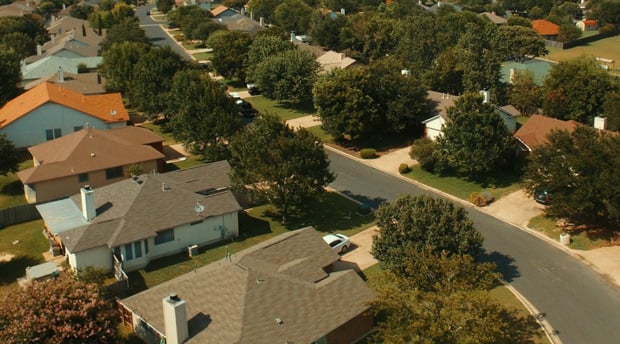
top-left (426, 90), bottom-right (458, 119)
top-left (58, 161), bottom-right (241, 250)
top-left (514, 114), bottom-right (579, 151)
top-left (119, 227), bottom-right (374, 343)
top-left (24, 72), bottom-right (106, 95)
top-left (0, 82), bottom-right (128, 129)
top-left (17, 127), bottom-right (164, 184)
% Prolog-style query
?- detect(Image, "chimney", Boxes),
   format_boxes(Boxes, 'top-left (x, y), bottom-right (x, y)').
top-left (259, 17), bottom-right (265, 26)
top-left (36, 44), bottom-right (42, 56)
top-left (290, 31), bottom-right (296, 42)
top-left (479, 90), bottom-right (490, 104)
top-left (80, 185), bottom-right (96, 222)
top-left (163, 294), bottom-right (188, 344)
top-left (57, 66), bottom-right (64, 83)
top-left (594, 115), bottom-right (607, 130)
top-left (341, 7), bottom-right (345, 15)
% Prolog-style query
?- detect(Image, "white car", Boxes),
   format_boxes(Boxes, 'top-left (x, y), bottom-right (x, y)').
top-left (322, 233), bottom-right (350, 253)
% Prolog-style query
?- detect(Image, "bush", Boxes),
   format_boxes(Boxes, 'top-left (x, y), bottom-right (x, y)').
top-left (470, 192), bottom-right (487, 207)
top-left (360, 148), bottom-right (377, 159)
top-left (410, 137), bottom-right (438, 171)
top-left (77, 62), bottom-right (88, 73)
top-left (398, 163), bottom-right (411, 174)
top-left (599, 23), bottom-right (616, 34)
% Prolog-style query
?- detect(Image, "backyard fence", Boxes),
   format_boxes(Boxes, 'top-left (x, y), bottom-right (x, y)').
top-left (544, 30), bottom-right (618, 50)
top-left (0, 204), bottom-right (41, 228)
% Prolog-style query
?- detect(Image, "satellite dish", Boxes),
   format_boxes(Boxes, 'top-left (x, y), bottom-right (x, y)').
top-left (194, 203), bottom-right (205, 214)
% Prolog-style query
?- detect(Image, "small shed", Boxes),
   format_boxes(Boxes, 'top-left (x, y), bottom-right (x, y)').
top-left (25, 262), bottom-right (59, 282)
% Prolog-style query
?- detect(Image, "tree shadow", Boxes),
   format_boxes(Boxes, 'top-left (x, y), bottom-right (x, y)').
top-left (126, 270), bottom-right (148, 296)
top-left (237, 211), bottom-right (272, 239)
top-left (480, 250), bottom-right (520, 283)
top-left (1, 180), bottom-right (24, 196)
top-left (0, 255), bottom-right (42, 285)
top-left (337, 190), bottom-right (387, 210)
top-left (275, 99), bottom-right (315, 115)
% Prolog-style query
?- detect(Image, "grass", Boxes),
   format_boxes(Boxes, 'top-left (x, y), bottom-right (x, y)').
top-left (528, 214), bottom-right (613, 250)
top-left (244, 96), bottom-right (315, 121)
top-left (126, 191), bottom-right (375, 292)
top-left (305, 125), bottom-right (334, 143)
top-left (403, 165), bottom-right (523, 202)
top-left (137, 121), bottom-right (175, 144)
top-left (0, 159), bottom-right (33, 209)
top-left (0, 220), bottom-right (48, 295)
top-left (546, 34), bottom-right (620, 68)
top-left (192, 52), bottom-right (213, 61)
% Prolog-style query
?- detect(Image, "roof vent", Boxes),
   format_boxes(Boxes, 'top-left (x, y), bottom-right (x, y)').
top-left (275, 318), bottom-right (283, 325)
top-left (162, 182), bottom-right (169, 191)
top-left (194, 201), bottom-right (205, 214)
top-left (90, 153), bottom-right (95, 157)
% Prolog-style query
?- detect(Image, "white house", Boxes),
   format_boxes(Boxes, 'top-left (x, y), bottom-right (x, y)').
top-left (36, 161), bottom-right (242, 275)
top-left (421, 91), bottom-right (458, 141)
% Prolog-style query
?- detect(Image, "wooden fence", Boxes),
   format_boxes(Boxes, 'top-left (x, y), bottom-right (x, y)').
top-left (544, 31), bottom-right (618, 50)
top-left (0, 204), bottom-right (41, 228)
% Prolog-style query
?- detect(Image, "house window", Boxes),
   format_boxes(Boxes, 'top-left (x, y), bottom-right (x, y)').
top-left (74, 126), bottom-right (83, 132)
top-left (144, 240), bottom-right (149, 254)
top-left (105, 166), bottom-right (123, 180)
top-left (45, 128), bottom-right (62, 140)
top-left (134, 241), bottom-right (142, 258)
top-left (154, 229), bottom-right (174, 245)
top-left (78, 173), bottom-right (89, 183)
top-left (124, 243), bottom-right (133, 260)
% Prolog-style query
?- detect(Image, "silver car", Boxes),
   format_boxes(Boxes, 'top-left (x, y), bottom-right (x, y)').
top-left (322, 233), bottom-right (350, 254)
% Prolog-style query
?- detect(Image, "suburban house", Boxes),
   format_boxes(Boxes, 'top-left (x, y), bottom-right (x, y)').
top-left (316, 50), bottom-right (358, 74)
top-left (212, 13), bottom-right (264, 36)
top-left (576, 19), bottom-right (598, 31)
top-left (35, 161), bottom-right (242, 274)
top-left (514, 114), bottom-right (579, 152)
top-left (0, 0), bottom-right (34, 17)
top-left (0, 81), bottom-right (128, 148)
top-left (532, 19), bottom-right (560, 40)
top-left (24, 69), bottom-right (106, 95)
top-left (17, 126), bottom-right (165, 204)
top-left (118, 226), bottom-right (374, 344)
top-left (479, 12), bottom-right (507, 25)
top-left (210, 4), bottom-right (237, 18)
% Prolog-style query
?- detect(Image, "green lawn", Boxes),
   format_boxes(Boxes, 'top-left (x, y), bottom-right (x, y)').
top-left (137, 121), bottom-right (175, 144)
top-left (126, 191), bottom-right (375, 293)
top-left (0, 160), bottom-right (33, 209)
top-left (546, 34), bottom-right (620, 68)
top-left (244, 96), bottom-right (316, 121)
top-left (192, 52), bottom-right (213, 61)
top-left (527, 214), bottom-right (613, 250)
top-left (403, 165), bottom-right (523, 202)
top-left (0, 220), bottom-right (48, 295)
top-left (305, 125), bottom-right (334, 143)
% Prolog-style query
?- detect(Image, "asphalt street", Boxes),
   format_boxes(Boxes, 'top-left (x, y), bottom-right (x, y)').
top-left (136, 4), bottom-right (194, 61)
top-left (327, 150), bottom-right (620, 344)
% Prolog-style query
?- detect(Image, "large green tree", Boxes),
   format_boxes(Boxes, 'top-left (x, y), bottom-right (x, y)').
top-left (524, 126), bottom-right (620, 224)
top-left (497, 25), bottom-right (547, 62)
top-left (98, 17), bottom-right (150, 53)
top-left (372, 194), bottom-right (484, 275)
top-left (508, 69), bottom-right (542, 116)
top-left (435, 93), bottom-right (516, 179)
top-left (207, 30), bottom-right (252, 79)
top-left (274, 0), bottom-right (313, 34)
top-left (0, 15), bottom-right (49, 45)
top-left (0, 133), bottom-right (19, 176)
top-left (542, 57), bottom-right (618, 125)
top-left (370, 249), bottom-right (538, 344)
top-left (0, 50), bottom-right (22, 107)
top-left (245, 34), bottom-right (292, 82)
top-left (0, 277), bottom-right (117, 344)
top-left (167, 70), bottom-right (243, 161)
top-left (100, 41), bottom-right (151, 94)
top-left (457, 21), bottom-right (503, 93)
top-left (250, 48), bottom-right (318, 103)
top-left (0, 32), bottom-right (36, 59)
top-left (228, 114), bottom-right (334, 222)
top-left (129, 46), bottom-right (187, 117)
top-left (603, 91), bottom-right (620, 131)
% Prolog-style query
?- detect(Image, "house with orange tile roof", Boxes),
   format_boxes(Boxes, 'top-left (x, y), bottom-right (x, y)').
top-left (17, 126), bottom-right (165, 203)
top-left (576, 19), bottom-right (598, 31)
top-left (532, 19), bottom-right (560, 40)
top-left (514, 114), bottom-right (579, 152)
top-left (0, 82), bottom-right (128, 148)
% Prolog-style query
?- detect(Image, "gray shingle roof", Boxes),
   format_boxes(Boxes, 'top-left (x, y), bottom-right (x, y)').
top-left (120, 227), bottom-right (374, 343)
top-left (57, 162), bottom-right (241, 251)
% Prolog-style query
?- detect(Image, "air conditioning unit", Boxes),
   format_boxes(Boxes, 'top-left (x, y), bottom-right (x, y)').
top-left (188, 245), bottom-right (199, 258)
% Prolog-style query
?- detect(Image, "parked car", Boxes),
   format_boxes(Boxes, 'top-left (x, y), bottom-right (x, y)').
top-left (322, 233), bottom-right (350, 253)
top-left (236, 99), bottom-right (258, 117)
top-left (247, 83), bottom-right (261, 95)
top-left (534, 189), bottom-right (551, 205)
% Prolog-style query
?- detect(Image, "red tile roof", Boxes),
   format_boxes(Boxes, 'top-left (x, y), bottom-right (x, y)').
top-left (532, 19), bottom-right (560, 36)
top-left (0, 82), bottom-right (128, 129)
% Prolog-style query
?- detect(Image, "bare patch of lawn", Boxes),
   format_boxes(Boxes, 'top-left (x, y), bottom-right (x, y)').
top-left (528, 214), bottom-right (619, 250)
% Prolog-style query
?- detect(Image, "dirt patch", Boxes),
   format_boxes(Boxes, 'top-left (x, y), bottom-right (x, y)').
top-left (0, 253), bottom-right (15, 262)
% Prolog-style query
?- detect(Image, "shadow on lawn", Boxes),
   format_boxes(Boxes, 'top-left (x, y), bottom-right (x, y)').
top-left (1, 180), bottom-right (24, 196)
top-left (0, 255), bottom-right (42, 285)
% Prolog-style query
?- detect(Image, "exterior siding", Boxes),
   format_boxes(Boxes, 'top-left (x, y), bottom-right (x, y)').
top-left (424, 116), bottom-right (446, 141)
top-left (325, 311), bottom-right (373, 344)
top-left (67, 245), bottom-right (113, 272)
top-left (25, 159), bottom-right (160, 203)
top-left (2, 103), bottom-right (126, 148)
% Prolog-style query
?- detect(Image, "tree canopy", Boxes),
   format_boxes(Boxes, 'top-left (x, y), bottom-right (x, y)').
top-left (207, 30), bottom-right (252, 79)
top-left (0, 49), bottom-right (22, 107)
top-left (0, 277), bottom-right (117, 344)
top-left (100, 40), bottom-right (151, 94)
top-left (372, 194), bottom-right (483, 275)
top-left (524, 125), bottom-right (620, 225)
top-left (274, 0), bottom-right (313, 34)
top-left (167, 69), bottom-right (243, 161)
top-left (228, 114), bottom-right (334, 222)
top-left (0, 133), bottom-right (19, 176)
top-left (98, 17), bottom-right (151, 53)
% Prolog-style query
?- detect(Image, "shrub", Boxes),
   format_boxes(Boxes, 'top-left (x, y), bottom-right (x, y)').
top-left (410, 137), bottom-right (438, 171)
top-left (360, 148), bottom-right (377, 159)
top-left (77, 62), bottom-right (88, 73)
top-left (399, 163), bottom-right (411, 174)
top-left (599, 23), bottom-right (616, 34)
top-left (174, 33), bottom-right (184, 42)
top-left (470, 192), bottom-right (487, 207)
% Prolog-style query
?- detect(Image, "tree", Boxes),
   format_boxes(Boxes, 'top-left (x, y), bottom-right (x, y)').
top-left (156, 0), bottom-right (175, 14)
top-left (370, 249), bottom-right (538, 344)
top-left (0, 15), bottom-right (49, 44)
top-left (250, 48), bottom-right (318, 103)
top-left (307, 12), bottom-right (347, 51)
top-left (0, 277), bottom-right (117, 344)
top-left (207, 30), bottom-right (251, 79)
top-left (557, 23), bottom-right (582, 42)
top-left (372, 194), bottom-right (484, 275)
top-left (435, 93), bottom-right (517, 179)
top-left (497, 25), bottom-right (547, 62)
top-left (247, 0), bottom-right (282, 22)
top-left (506, 15), bottom-right (532, 27)
top-left (543, 57), bottom-right (618, 125)
top-left (167, 70), bottom-right (243, 161)
top-left (0, 50), bottom-right (22, 107)
top-left (0, 133), bottom-right (19, 176)
top-left (98, 17), bottom-right (150, 53)
top-left (457, 21), bottom-right (503, 93)
top-left (587, 0), bottom-right (620, 26)
top-left (508, 69), bottom-right (542, 115)
top-left (69, 3), bottom-right (95, 19)
top-left (228, 114), bottom-right (334, 222)
top-left (245, 34), bottom-right (292, 82)
top-left (603, 91), bottom-right (620, 131)
top-left (0, 32), bottom-right (36, 59)
top-left (274, 0), bottom-right (313, 34)
top-left (129, 46), bottom-right (187, 117)
top-left (100, 40), bottom-right (151, 94)
top-left (524, 126), bottom-right (620, 224)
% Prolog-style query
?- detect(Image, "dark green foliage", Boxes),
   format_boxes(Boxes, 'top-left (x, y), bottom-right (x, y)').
top-left (245, 35), bottom-right (293, 82)
top-left (0, 32), bottom-right (36, 59)
top-left (409, 137), bottom-right (438, 171)
top-left (372, 194), bottom-right (484, 275)
top-left (229, 114), bottom-right (335, 222)
top-left (524, 126), bottom-right (620, 224)
top-left (99, 17), bottom-right (150, 53)
top-left (167, 5), bottom-right (217, 41)
top-left (100, 41), bottom-right (151, 94)
top-left (359, 148), bottom-right (377, 159)
top-left (274, 0), bottom-right (313, 33)
top-left (0, 15), bottom-right (49, 45)
top-left (156, 0), bottom-right (175, 13)
top-left (497, 25), bottom-right (547, 62)
top-left (508, 70), bottom-right (542, 116)
top-left (207, 30), bottom-right (252, 79)
top-left (0, 133), bottom-right (19, 176)
top-left (543, 57), bottom-right (618, 125)
top-left (557, 23), bottom-right (582, 42)
top-left (603, 92), bottom-right (620, 131)
top-left (76, 62), bottom-right (88, 73)
top-left (167, 70), bottom-right (243, 161)
top-left (398, 163), bottom-right (410, 174)
top-left (308, 12), bottom-right (347, 51)
top-left (0, 50), bottom-right (22, 107)
top-left (69, 3), bottom-right (95, 19)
